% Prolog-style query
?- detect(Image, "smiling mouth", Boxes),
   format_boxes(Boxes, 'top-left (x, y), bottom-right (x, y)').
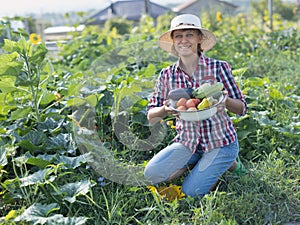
top-left (179, 46), bottom-right (191, 50)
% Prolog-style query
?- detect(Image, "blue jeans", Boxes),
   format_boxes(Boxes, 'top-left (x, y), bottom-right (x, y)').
top-left (144, 140), bottom-right (239, 197)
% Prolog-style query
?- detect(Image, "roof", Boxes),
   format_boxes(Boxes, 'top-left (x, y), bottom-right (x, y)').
top-left (217, 0), bottom-right (238, 8)
top-left (172, 0), bottom-right (197, 12)
top-left (173, 0), bottom-right (238, 13)
top-left (86, 0), bottom-right (170, 25)
top-left (44, 25), bottom-right (85, 34)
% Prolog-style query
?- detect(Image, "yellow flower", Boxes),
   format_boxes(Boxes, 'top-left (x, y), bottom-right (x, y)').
top-left (171, 125), bottom-right (176, 129)
top-left (216, 11), bottom-right (222, 22)
top-left (147, 185), bottom-right (157, 193)
top-left (166, 120), bottom-right (173, 126)
top-left (29, 33), bottom-right (41, 44)
top-left (54, 92), bottom-right (62, 101)
top-left (148, 184), bottom-right (185, 202)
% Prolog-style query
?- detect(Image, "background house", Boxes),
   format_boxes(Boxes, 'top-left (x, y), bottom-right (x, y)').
top-left (86, 0), bottom-right (170, 25)
top-left (43, 25), bottom-right (85, 41)
top-left (172, 0), bottom-right (238, 16)
top-left (43, 24), bottom-right (85, 56)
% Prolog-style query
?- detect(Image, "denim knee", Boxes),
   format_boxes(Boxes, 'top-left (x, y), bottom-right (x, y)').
top-left (144, 164), bottom-right (167, 185)
top-left (182, 187), bottom-right (205, 198)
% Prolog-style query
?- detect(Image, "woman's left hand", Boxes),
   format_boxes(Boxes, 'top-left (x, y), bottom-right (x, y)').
top-left (217, 90), bottom-right (228, 111)
top-left (220, 90), bottom-right (245, 115)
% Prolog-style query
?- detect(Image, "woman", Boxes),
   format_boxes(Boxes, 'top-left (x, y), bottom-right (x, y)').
top-left (144, 14), bottom-right (247, 198)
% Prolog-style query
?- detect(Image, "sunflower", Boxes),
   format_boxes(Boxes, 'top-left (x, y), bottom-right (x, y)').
top-left (29, 33), bottom-right (42, 44)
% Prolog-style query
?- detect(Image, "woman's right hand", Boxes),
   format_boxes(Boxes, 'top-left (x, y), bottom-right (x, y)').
top-left (164, 100), bottom-right (179, 117)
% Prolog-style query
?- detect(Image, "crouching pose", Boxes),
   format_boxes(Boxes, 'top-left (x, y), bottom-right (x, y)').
top-left (144, 14), bottom-right (247, 197)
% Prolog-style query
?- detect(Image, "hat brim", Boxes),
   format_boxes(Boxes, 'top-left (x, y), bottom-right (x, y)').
top-left (158, 26), bottom-right (216, 55)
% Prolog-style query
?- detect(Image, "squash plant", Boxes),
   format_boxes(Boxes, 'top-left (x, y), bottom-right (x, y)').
top-left (0, 35), bottom-right (100, 223)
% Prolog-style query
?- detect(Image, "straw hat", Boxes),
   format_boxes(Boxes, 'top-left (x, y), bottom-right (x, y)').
top-left (158, 14), bottom-right (216, 55)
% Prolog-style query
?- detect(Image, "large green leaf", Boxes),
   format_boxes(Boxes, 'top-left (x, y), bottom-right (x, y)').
top-left (14, 203), bottom-right (87, 224)
top-left (44, 216), bottom-right (88, 225)
top-left (0, 52), bottom-right (23, 76)
top-left (14, 203), bottom-right (60, 223)
top-left (37, 117), bottom-right (64, 132)
top-left (34, 153), bottom-right (57, 162)
top-left (56, 152), bottom-right (93, 169)
top-left (268, 86), bottom-right (284, 100)
top-left (139, 63), bottom-right (157, 78)
top-left (232, 67), bottom-right (248, 76)
top-left (19, 168), bottom-right (52, 187)
top-left (245, 77), bottom-right (270, 87)
top-left (29, 43), bottom-right (48, 64)
top-left (14, 71), bottom-right (35, 86)
top-left (85, 94), bottom-right (98, 107)
top-left (10, 106), bottom-right (32, 120)
top-left (130, 98), bottom-right (148, 113)
top-left (55, 179), bottom-right (94, 203)
top-left (2, 39), bottom-right (22, 53)
top-left (15, 130), bottom-right (46, 151)
top-left (0, 105), bottom-right (17, 117)
top-left (0, 77), bottom-right (18, 92)
top-left (45, 133), bottom-right (72, 151)
top-left (24, 152), bottom-right (52, 169)
top-left (17, 140), bottom-right (44, 151)
top-left (66, 97), bottom-right (86, 107)
top-left (39, 90), bottom-right (56, 106)
top-left (251, 111), bottom-right (277, 127)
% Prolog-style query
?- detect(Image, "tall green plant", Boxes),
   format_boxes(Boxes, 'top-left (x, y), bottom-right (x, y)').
top-left (0, 36), bottom-right (51, 123)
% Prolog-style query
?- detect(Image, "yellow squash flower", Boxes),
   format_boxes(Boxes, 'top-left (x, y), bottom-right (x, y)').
top-left (29, 33), bottom-right (41, 44)
top-left (148, 184), bottom-right (185, 201)
top-left (166, 120), bottom-right (173, 126)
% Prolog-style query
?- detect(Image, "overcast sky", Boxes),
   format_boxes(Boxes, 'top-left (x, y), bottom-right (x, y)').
top-left (0, 0), bottom-right (186, 17)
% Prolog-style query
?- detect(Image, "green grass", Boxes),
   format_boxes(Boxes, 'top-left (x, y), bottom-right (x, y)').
top-left (63, 150), bottom-right (299, 224)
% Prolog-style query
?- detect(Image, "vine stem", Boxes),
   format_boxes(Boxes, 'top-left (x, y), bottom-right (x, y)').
top-left (23, 53), bottom-right (41, 123)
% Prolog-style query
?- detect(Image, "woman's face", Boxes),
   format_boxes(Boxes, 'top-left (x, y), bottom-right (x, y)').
top-left (172, 29), bottom-right (201, 57)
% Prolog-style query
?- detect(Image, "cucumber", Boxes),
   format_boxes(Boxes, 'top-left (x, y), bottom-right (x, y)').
top-left (168, 88), bottom-right (194, 100)
top-left (193, 82), bottom-right (223, 99)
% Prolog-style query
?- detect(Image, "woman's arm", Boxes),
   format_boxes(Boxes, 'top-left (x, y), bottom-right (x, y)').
top-left (147, 106), bottom-right (167, 124)
top-left (225, 96), bottom-right (245, 115)
top-left (147, 104), bottom-right (175, 124)
top-left (219, 62), bottom-right (247, 116)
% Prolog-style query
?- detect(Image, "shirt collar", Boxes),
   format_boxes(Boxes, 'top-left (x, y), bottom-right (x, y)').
top-left (174, 53), bottom-right (208, 72)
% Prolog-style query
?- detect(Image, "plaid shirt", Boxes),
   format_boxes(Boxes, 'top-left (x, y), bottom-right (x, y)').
top-left (147, 53), bottom-right (247, 153)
